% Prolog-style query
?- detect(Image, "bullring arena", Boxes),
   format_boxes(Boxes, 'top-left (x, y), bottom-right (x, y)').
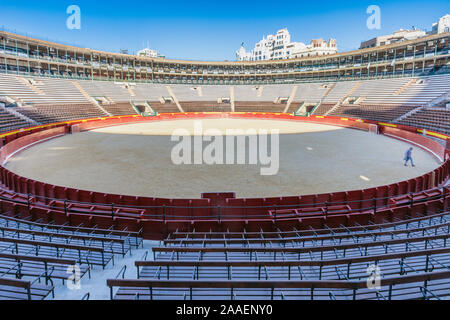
top-left (0, 29), bottom-right (449, 301)
top-left (4, 117), bottom-right (440, 198)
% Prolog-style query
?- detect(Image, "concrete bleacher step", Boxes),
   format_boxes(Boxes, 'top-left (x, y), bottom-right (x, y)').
top-left (18, 77), bottom-right (45, 95)
top-left (283, 85), bottom-right (298, 113)
top-left (395, 78), bottom-right (417, 95)
top-left (165, 86), bottom-right (184, 112)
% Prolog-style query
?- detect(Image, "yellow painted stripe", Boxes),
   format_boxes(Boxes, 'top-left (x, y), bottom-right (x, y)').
top-left (423, 130), bottom-right (449, 140)
top-left (341, 118), bottom-right (349, 121)
top-left (315, 116), bottom-right (325, 119)
top-left (379, 122), bottom-right (397, 128)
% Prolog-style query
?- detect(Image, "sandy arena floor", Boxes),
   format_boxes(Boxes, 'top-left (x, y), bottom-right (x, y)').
top-left (5, 119), bottom-right (440, 199)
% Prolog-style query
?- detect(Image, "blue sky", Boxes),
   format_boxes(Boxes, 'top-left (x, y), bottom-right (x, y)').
top-left (0, 0), bottom-right (448, 60)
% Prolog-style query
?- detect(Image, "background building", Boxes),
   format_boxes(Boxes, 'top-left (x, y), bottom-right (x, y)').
top-left (361, 14), bottom-right (450, 49)
top-left (360, 29), bottom-right (427, 49)
top-left (431, 14), bottom-right (450, 34)
top-left (137, 47), bottom-right (164, 58)
top-left (236, 28), bottom-right (337, 61)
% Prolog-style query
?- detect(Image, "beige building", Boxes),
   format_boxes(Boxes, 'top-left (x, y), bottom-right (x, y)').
top-left (360, 29), bottom-right (427, 49)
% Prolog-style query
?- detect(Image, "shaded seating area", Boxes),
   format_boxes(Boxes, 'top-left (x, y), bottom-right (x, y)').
top-left (328, 104), bottom-right (418, 123)
top-left (108, 209), bottom-right (450, 300)
top-left (16, 104), bottom-right (107, 124)
top-left (0, 211), bottom-right (143, 300)
top-left (101, 102), bottom-right (138, 116)
top-left (0, 109), bottom-right (30, 133)
top-left (397, 108), bottom-right (450, 135)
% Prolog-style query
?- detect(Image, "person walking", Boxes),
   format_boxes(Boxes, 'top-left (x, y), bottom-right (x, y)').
top-left (404, 147), bottom-right (415, 167)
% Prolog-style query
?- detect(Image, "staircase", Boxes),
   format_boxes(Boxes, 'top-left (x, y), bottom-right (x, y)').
top-left (325, 82), bottom-right (362, 116)
top-left (72, 81), bottom-right (96, 104)
top-left (130, 101), bottom-right (156, 116)
top-left (19, 77), bottom-right (45, 95)
top-left (72, 81), bottom-right (112, 116)
top-left (426, 90), bottom-right (450, 108)
top-left (283, 85), bottom-right (298, 113)
top-left (125, 84), bottom-right (136, 97)
top-left (395, 78), bottom-right (417, 95)
top-left (309, 83), bottom-right (337, 116)
top-left (230, 86), bottom-right (235, 112)
top-left (257, 86), bottom-right (264, 98)
top-left (166, 86), bottom-right (184, 112)
top-left (197, 87), bottom-right (203, 97)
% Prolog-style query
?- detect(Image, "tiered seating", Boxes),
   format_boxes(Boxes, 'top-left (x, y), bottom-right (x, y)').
top-left (149, 102), bottom-right (180, 114)
top-left (312, 103), bottom-right (336, 115)
top-left (234, 102), bottom-right (286, 113)
top-left (393, 74), bottom-right (450, 106)
top-left (0, 109), bottom-right (30, 133)
top-left (0, 74), bottom-right (90, 105)
top-left (294, 83), bottom-right (329, 102)
top-left (16, 104), bottom-right (107, 124)
top-left (0, 73), bottom-right (47, 106)
top-left (321, 82), bottom-right (358, 104)
top-left (171, 85), bottom-right (230, 102)
top-left (0, 211), bottom-right (143, 300)
top-left (286, 102), bottom-right (303, 114)
top-left (234, 85), bottom-right (292, 102)
top-left (78, 81), bottom-right (133, 102)
top-left (351, 78), bottom-right (412, 105)
top-left (101, 102), bottom-right (138, 116)
top-left (108, 210), bottom-right (450, 300)
top-left (34, 78), bottom-right (90, 105)
top-left (397, 108), bottom-right (450, 134)
top-left (181, 102), bottom-right (232, 113)
top-left (329, 104), bottom-right (418, 122)
top-left (1, 73), bottom-right (449, 131)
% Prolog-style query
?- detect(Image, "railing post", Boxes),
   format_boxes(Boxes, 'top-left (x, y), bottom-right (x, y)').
top-left (410, 192), bottom-right (414, 208)
top-left (64, 199), bottom-right (68, 216)
top-left (27, 193), bottom-right (31, 214)
top-left (162, 205), bottom-right (166, 223)
top-left (218, 205), bottom-right (221, 223)
top-left (325, 202), bottom-right (329, 218)
top-left (373, 197), bottom-right (377, 215)
top-left (111, 204), bottom-right (115, 219)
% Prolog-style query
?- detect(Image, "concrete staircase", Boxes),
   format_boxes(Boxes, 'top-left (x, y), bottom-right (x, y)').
top-left (230, 86), bottom-right (235, 112)
top-left (257, 86), bottom-right (264, 98)
top-left (325, 82), bottom-right (362, 116)
top-left (395, 78), bottom-right (417, 95)
top-left (310, 83), bottom-right (336, 115)
top-left (125, 84), bottom-right (136, 97)
top-left (283, 85), bottom-right (299, 113)
top-left (426, 90), bottom-right (450, 108)
top-left (166, 86), bottom-right (184, 112)
top-left (72, 81), bottom-right (112, 116)
top-left (19, 77), bottom-right (45, 95)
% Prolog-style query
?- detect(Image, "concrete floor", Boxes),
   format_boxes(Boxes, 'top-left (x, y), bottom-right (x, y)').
top-left (51, 240), bottom-right (158, 300)
top-left (5, 119), bottom-right (440, 199)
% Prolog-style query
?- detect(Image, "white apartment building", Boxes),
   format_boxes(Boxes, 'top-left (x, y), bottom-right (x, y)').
top-left (431, 14), bottom-right (450, 34)
top-left (236, 28), bottom-right (337, 61)
top-left (137, 47), bottom-right (164, 58)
